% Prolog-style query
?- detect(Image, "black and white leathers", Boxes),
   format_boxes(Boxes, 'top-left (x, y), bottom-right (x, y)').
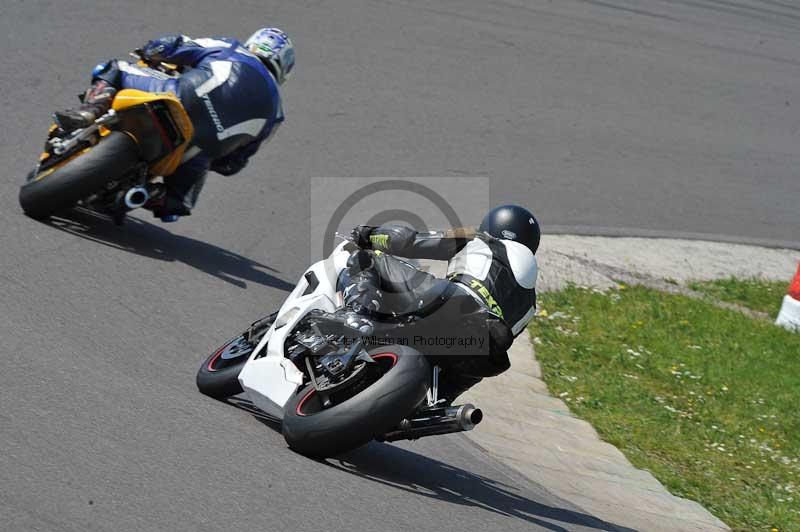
top-left (364, 225), bottom-right (538, 337)
top-left (446, 235), bottom-right (538, 336)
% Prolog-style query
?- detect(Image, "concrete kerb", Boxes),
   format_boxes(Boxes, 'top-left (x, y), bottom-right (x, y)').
top-left (461, 235), bottom-right (799, 531)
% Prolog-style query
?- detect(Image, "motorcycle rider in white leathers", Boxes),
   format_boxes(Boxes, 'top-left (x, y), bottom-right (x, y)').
top-left (345, 204), bottom-right (540, 402)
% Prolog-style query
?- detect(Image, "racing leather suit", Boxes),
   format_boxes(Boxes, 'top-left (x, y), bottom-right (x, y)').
top-left (91, 35), bottom-right (284, 213)
top-left (346, 224), bottom-right (538, 401)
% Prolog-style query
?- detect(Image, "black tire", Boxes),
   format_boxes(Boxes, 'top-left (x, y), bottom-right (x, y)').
top-left (282, 345), bottom-right (430, 458)
top-left (197, 314), bottom-right (277, 401)
top-left (196, 336), bottom-right (252, 400)
top-left (19, 131), bottom-right (141, 219)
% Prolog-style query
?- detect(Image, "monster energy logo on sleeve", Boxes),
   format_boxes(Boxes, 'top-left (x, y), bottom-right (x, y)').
top-left (369, 234), bottom-right (390, 250)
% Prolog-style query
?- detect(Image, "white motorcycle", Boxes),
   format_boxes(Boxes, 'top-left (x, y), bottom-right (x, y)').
top-left (196, 238), bottom-right (484, 458)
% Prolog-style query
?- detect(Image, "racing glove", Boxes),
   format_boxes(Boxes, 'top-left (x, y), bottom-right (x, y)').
top-left (139, 35), bottom-right (185, 65)
top-left (351, 224), bottom-right (417, 253)
top-left (351, 225), bottom-right (376, 249)
top-left (347, 249), bottom-right (374, 273)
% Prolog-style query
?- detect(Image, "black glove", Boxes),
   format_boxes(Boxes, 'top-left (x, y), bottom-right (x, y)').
top-left (139, 35), bottom-right (184, 64)
top-left (347, 249), bottom-right (374, 274)
top-left (369, 224), bottom-right (417, 253)
top-left (351, 224), bottom-right (417, 253)
top-left (350, 225), bottom-right (376, 249)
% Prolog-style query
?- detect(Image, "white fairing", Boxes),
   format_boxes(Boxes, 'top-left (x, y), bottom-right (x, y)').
top-left (237, 243), bottom-right (350, 419)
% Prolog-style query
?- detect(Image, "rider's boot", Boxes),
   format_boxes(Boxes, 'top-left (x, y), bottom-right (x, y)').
top-left (146, 194), bottom-right (192, 222)
top-left (54, 81), bottom-right (117, 133)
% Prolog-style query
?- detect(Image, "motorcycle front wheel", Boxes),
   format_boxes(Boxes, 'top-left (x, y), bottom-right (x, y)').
top-left (196, 335), bottom-right (254, 400)
top-left (196, 313), bottom-right (277, 400)
top-left (282, 345), bottom-right (430, 458)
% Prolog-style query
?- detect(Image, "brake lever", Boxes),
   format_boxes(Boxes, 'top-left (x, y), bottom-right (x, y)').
top-left (333, 231), bottom-right (359, 252)
top-left (334, 231), bottom-right (352, 243)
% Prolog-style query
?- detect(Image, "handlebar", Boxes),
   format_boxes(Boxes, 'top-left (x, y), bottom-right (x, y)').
top-left (129, 50), bottom-right (181, 75)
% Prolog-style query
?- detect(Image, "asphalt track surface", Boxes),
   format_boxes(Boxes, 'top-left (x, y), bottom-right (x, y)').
top-left (2, 1), bottom-right (799, 531)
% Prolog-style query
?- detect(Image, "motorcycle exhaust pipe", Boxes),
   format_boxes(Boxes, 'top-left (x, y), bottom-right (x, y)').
top-left (378, 404), bottom-right (483, 443)
top-left (122, 186), bottom-right (149, 210)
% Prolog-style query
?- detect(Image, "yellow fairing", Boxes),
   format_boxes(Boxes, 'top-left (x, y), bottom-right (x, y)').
top-left (112, 89), bottom-right (194, 177)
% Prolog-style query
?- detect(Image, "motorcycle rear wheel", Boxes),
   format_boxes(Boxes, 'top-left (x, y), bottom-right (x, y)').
top-left (19, 131), bottom-right (141, 219)
top-left (282, 345), bottom-right (430, 458)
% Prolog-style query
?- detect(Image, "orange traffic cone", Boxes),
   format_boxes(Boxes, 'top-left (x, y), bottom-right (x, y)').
top-left (776, 262), bottom-right (800, 332)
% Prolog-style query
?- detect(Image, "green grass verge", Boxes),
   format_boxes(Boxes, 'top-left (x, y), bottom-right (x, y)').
top-left (688, 277), bottom-right (788, 317)
top-left (530, 284), bottom-right (800, 532)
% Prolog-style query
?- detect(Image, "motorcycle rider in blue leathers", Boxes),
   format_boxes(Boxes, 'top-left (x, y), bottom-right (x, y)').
top-left (55, 28), bottom-right (294, 221)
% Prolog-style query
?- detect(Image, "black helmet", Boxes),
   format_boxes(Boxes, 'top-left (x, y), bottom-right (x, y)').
top-left (478, 204), bottom-right (541, 254)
